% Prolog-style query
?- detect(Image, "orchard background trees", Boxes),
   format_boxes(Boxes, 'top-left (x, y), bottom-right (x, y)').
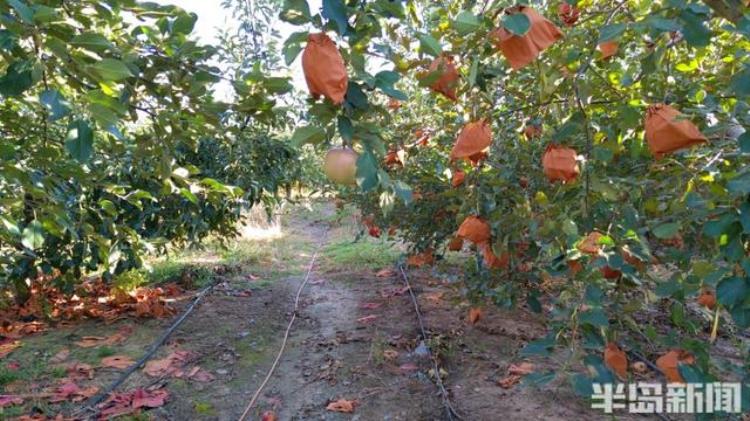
top-left (282, 0), bottom-right (750, 397)
top-left (0, 0), bottom-right (299, 300)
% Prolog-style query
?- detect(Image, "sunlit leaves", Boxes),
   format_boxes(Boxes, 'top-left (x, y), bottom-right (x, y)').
top-left (70, 33), bottom-right (115, 53)
top-left (453, 11), bottom-right (480, 35)
top-left (374, 70), bottom-right (407, 100)
top-left (417, 33), bottom-right (442, 57)
top-left (90, 59), bottom-right (134, 81)
top-left (280, 0), bottom-right (311, 24)
top-left (652, 222), bottom-right (681, 239)
top-left (598, 23), bottom-right (626, 42)
top-left (290, 125), bottom-right (326, 147)
top-left (282, 31), bottom-right (309, 65)
top-left (40, 90), bottom-right (71, 121)
top-left (21, 221), bottom-right (45, 250)
top-left (65, 120), bottom-right (94, 162)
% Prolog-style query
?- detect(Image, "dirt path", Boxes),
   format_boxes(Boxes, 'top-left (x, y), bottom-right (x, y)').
top-left (2, 201), bottom-right (609, 420)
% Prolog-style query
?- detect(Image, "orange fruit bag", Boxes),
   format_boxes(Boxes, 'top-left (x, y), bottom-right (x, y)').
top-left (457, 215), bottom-right (491, 245)
top-left (644, 104), bottom-right (707, 158)
top-left (427, 55), bottom-right (459, 101)
top-left (450, 119), bottom-right (492, 162)
top-left (451, 169), bottom-right (465, 187)
top-left (542, 144), bottom-right (579, 183)
top-left (598, 41), bottom-right (618, 59)
top-left (604, 342), bottom-right (628, 379)
top-left (302, 33), bottom-right (348, 105)
top-left (491, 6), bottom-right (563, 70)
top-left (447, 236), bottom-right (463, 251)
top-left (480, 243), bottom-right (510, 269)
top-left (655, 350), bottom-right (695, 383)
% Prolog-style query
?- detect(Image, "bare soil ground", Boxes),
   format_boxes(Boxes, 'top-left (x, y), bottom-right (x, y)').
top-left (1, 201), bottom-right (615, 420)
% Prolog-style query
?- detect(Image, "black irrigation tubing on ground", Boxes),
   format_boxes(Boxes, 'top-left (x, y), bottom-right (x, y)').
top-left (77, 280), bottom-right (219, 416)
top-left (397, 264), bottom-right (462, 421)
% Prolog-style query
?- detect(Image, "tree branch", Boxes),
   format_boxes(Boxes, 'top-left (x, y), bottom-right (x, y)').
top-left (702, 0), bottom-right (744, 24)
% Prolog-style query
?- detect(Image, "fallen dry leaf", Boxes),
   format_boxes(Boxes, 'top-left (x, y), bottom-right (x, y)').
top-left (66, 362), bottom-right (94, 380)
top-left (604, 342), bottom-right (628, 379)
top-left (356, 315), bottom-right (379, 324)
top-left (0, 340), bottom-right (21, 359)
top-left (326, 398), bottom-right (357, 413)
top-left (467, 307), bottom-right (482, 325)
top-left (0, 394), bottom-right (23, 407)
top-left (187, 366), bottom-right (215, 382)
top-left (99, 388), bottom-right (169, 418)
top-left (143, 351), bottom-right (190, 377)
top-left (360, 302), bottom-right (382, 310)
top-left (101, 355), bottom-right (135, 370)
top-left (49, 381), bottom-right (98, 403)
top-left (382, 349), bottom-right (399, 361)
top-left (507, 362), bottom-right (534, 375)
top-left (375, 268), bottom-right (395, 277)
top-left (50, 348), bottom-right (70, 363)
top-left (697, 289), bottom-right (716, 310)
top-left (498, 374), bottom-right (522, 389)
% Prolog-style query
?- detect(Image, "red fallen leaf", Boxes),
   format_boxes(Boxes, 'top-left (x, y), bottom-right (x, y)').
top-left (604, 342), bottom-right (628, 380)
top-left (245, 274), bottom-right (260, 281)
top-left (507, 362), bottom-right (534, 375)
top-left (50, 348), bottom-right (70, 363)
top-left (236, 290), bottom-right (253, 297)
top-left (656, 349), bottom-right (695, 383)
top-left (101, 355), bottom-right (135, 370)
top-left (143, 351), bottom-right (190, 377)
top-left (356, 315), bottom-right (379, 324)
top-left (6, 361), bottom-right (20, 371)
top-left (99, 388), bottom-right (169, 418)
top-left (187, 366), bottom-right (215, 382)
top-left (399, 363), bottom-right (418, 372)
top-left (66, 362), bottom-right (94, 380)
top-left (375, 268), bottom-right (395, 277)
top-left (380, 286), bottom-right (409, 298)
top-left (261, 410), bottom-right (278, 421)
top-left (360, 302), bottom-right (382, 310)
top-left (75, 325), bottom-right (132, 348)
top-left (132, 388), bottom-right (169, 409)
top-left (49, 381), bottom-right (98, 403)
top-left (498, 374), bottom-right (522, 389)
top-left (0, 340), bottom-right (21, 359)
top-left (326, 398), bottom-right (357, 413)
top-left (467, 307), bottom-right (482, 325)
top-left (0, 394), bottom-right (23, 407)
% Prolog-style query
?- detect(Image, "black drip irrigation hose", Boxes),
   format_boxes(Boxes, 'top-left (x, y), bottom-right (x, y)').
top-left (397, 265), bottom-right (462, 421)
top-left (77, 280), bottom-right (218, 416)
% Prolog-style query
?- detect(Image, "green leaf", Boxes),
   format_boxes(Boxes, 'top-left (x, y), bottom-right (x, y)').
top-left (1, 216), bottom-right (20, 236)
top-left (22, 220), bottom-right (45, 249)
top-left (322, 0), bottom-right (349, 35)
top-left (646, 17), bottom-right (681, 33)
top-left (280, 0), bottom-right (311, 24)
top-left (728, 172), bottom-right (750, 195)
top-left (40, 90), bottom-right (70, 121)
top-left (502, 13), bottom-right (531, 36)
top-left (570, 374), bottom-right (594, 397)
top-left (282, 31), bottom-right (309, 65)
top-left (337, 116), bottom-right (353, 142)
top-left (393, 180), bottom-right (412, 204)
top-left (579, 308), bottom-right (609, 327)
top-left (71, 33), bottom-right (114, 53)
top-left (374, 70), bottom-right (407, 100)
top-left (417, 33), bottom-right (442, 56)
top-left (717, 276), bottom-right (748, 307)
top-left (730, 67), bottom-right (750, 98)
top-left (99, 199), bottom-right (118, 217)
top-left (679, 10), bottom-right (712, 47)
top-left (65, 120), bottom-right (94, 162)
top-left (652, 222), bottom-right (680, 239)
top-left (454, 11), bottom-right (480, 35)
top-left (356, 149), bottom-right (379, 191)
top-left (0, 61), bottom-right (33, 97)
top-left (172, 12), bottom-right (198, 35)
top-left (520, 334), bottom-right (555, 356)
top-left (290, 125), bottom-right (325, 147)
top-left (598, 23), bottom-right (626, 42)
top-left (91, 59), bottom-right (134, 81)
top-left (739, 132), bottom-right (750, 153)
top-left (8, 0), bottom-right (33, 23)
top-left (179, 188), bottom-right (198, 204)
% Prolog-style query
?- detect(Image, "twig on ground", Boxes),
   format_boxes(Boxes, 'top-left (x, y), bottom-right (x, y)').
top-left (398, 265), bottom-right (462, 421)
